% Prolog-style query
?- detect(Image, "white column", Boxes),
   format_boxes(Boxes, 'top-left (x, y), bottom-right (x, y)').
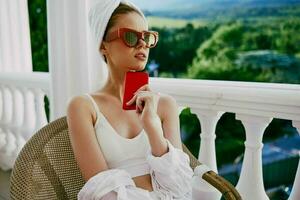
top-left (191, 109), bottom-right (224, 200)
top-left (47, 0), bottom-right (107, 121)
top-left (288, 121), bottom-right (300, 200)
top-left (236, 114), bottom-right (272, 200)
top-left (0, 0), bottom-right (10, 71)
top-left (0, 0), bottom-right (32, 72)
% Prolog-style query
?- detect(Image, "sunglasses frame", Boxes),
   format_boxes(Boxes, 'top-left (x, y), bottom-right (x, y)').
top-left (105, 28), bottom-right (159, 48)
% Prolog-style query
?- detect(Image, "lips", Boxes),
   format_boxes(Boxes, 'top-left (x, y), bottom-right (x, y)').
top-left (134, 52), bottom-right (147, 60)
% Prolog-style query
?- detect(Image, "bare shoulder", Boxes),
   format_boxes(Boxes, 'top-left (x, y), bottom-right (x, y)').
top-left (67, 95), bottom-right (87, 109)
top-left (67, 94), bottom-right (93, 109)
top-left (66, 95), bottom-right (96, 127)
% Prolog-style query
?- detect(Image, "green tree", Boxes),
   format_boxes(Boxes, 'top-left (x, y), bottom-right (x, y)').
top-left (188, 19), bottom-right (300, 83)
top-left (28, 0), bottom-right (48, 72)
top-left (149, 24), bottom-right (213, 77)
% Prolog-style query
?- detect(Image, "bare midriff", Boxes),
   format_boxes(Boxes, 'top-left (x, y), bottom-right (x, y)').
top-left (132, 174), bottom-right (153, 192)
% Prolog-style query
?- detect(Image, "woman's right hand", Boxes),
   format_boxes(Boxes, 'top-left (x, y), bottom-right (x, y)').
top-left (126, 84), bottom-right (161, 132)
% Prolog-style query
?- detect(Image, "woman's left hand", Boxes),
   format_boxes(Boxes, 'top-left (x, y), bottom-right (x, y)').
top-left (126, 84), bottom-right (161, 130)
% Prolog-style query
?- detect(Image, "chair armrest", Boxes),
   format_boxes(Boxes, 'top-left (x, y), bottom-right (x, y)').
top-left (182, 144), bottom-right (242, 200)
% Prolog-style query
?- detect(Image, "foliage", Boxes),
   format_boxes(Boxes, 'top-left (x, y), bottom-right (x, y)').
top-left (28, 0), bottom-right (48, 72)
top-left (149, 23), bottom-right (215, 77)
top-left (187, 19), bottom-right (300, 83)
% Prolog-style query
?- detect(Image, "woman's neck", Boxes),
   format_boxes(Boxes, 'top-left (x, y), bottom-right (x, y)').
top-left (101, 70), bottom-right (126, 101)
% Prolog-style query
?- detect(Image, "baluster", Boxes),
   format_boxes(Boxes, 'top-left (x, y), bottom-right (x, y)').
top-left (32, 88), bottom-right (48, 132)
top-left (288, 121), bottom-right (300, 200)
top-left (191, 109), bottom-right (224, 200)
top-left (236, 114), bottom-right (272, 200)
top-left (193, 109), bottom-right (224, 171)
top-left (0, 87), bottom-right (5, 149)
top-left (10, 86), bottom-right (26, 163)
top-left (0, 86), bottom-right (17, 170)
top-left (0, 87), bottom-right (2, 121)
top-left (10, 86), bottom-right (23, 134)
top-left (0, 86), bottom-right (11, 132)
top-left (20, 87), bottom-right (36, 140)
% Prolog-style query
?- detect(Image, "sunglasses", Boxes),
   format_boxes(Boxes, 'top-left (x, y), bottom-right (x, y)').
top-left (105, 28), bottom-right (159, 48)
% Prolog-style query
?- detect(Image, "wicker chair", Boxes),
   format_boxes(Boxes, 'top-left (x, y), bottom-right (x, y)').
top-left (10, 116), bottom-right (241, 200)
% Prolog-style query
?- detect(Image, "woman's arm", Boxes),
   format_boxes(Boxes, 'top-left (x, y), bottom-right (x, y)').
top-left (127, 85), bottom-right (182, 156)
top-left (67, 96), bottom-right (109, 181)
top-left (157, 94), bottom-right (183, 149)
top-left (143, 94), bottom-right (183, 156)
top-left (147, 96), bottom-right (193, 199)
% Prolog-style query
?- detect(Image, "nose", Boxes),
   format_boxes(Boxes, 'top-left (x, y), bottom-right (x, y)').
top-left (136, 38), bottom-right (147, 49)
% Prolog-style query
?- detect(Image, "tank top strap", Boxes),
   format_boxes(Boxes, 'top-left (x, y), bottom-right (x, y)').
top-left (84, 93), bottom-right (104, 124)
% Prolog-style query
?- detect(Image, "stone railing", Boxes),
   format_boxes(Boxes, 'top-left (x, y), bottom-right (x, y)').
top-left (150, 77), bottom-right (300, 200)
top-left (0, 72), bottom-right (49, 170)
top-left (0, 72), bottom-right (299, 199)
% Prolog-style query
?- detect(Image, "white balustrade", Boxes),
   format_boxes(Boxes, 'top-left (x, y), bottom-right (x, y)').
top-left (193, 109), bottom-right (224, 172)
top-left (32, 88), bottom-right (48, 136)
top-left (235, 114), bottom-right (272, 200)
top-left (150, 77), bottom-right (300, 199)
top-left (1, 72), bottom-right (297, 198)
top-left (0, 72), bottom-right (50, 170)
top-left (191, 109), bottom-right (224, 200)
top-left (20, 88), bottom-right (36, 140)
top-left (0, 89), bottom-right (4, 149)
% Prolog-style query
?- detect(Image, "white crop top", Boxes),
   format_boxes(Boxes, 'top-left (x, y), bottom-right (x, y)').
top-left (85, 94), bottom-right (151, 178)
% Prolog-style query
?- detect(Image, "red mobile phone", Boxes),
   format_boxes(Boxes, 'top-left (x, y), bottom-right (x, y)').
top-left (122, 71), bottom-right (149, 110)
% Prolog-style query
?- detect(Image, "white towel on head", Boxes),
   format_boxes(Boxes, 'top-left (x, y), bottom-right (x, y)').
top-left (88, 0), bottom-right (120, 48)
top-left (88, 0), bottom-right (146, 49)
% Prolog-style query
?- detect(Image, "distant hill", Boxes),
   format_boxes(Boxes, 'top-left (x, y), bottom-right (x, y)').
top-left (131, 0), bottom-right (300, 19)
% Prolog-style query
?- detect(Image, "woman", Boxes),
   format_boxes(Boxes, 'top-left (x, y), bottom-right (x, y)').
top-left (66, 0), bottom-right (193, 199)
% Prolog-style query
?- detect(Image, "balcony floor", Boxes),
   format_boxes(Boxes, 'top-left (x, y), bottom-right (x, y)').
top-left (0, 169), bottom-right (10, 200)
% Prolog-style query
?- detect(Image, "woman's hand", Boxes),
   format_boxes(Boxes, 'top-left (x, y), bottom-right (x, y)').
top-left (126, 84), bottom-right (161, 133)
top-left (126, 85), bottom-right (168, 156)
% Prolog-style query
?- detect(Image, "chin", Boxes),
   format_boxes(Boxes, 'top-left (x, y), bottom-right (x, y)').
top-left (129, 64), bottom-right (146, 72)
